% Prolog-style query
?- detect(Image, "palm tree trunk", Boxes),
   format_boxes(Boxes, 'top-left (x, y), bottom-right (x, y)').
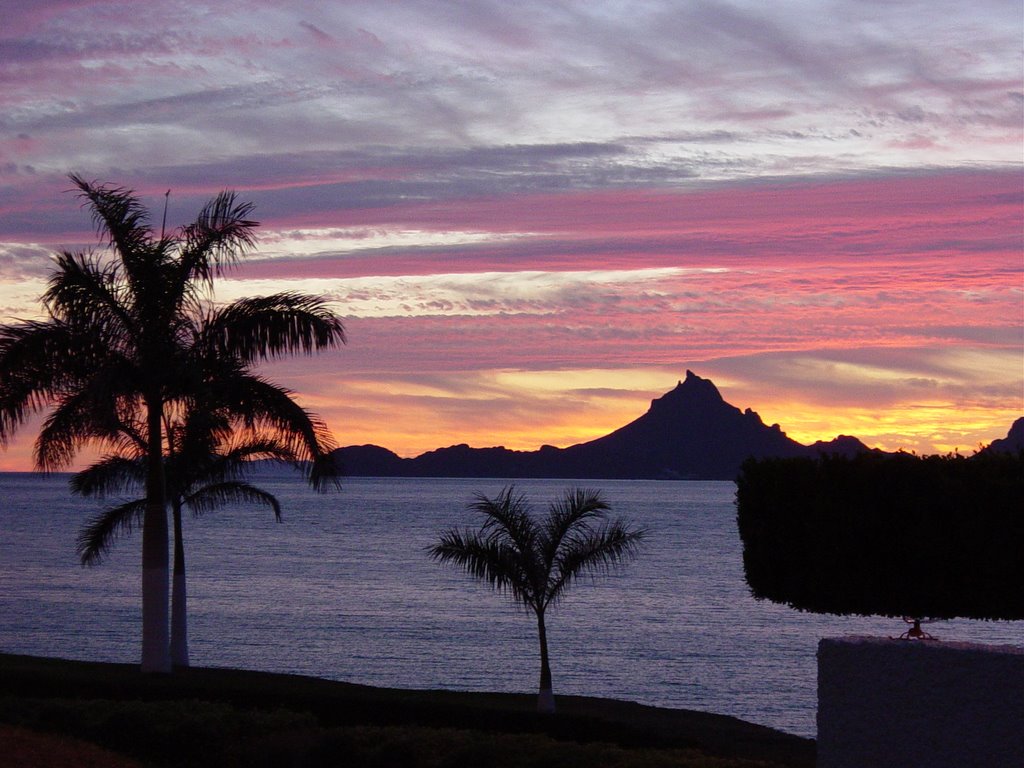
top-left (140, 396), bottom-right (171, 673)
top-left (170, 502), bottom-right (190, 669)
top-left (536, 609), bottom-right (555, 713)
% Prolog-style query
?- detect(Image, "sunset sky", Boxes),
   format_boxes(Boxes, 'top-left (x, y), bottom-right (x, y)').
top-left (1, 1), bottom-right (1021, 470)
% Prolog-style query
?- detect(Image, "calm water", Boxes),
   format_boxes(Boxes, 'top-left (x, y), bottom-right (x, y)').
top-left (1, 472), bottom-right (1020, 738)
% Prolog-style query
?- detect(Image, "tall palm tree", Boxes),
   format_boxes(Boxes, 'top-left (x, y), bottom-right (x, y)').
top-left (429, 487), bottom-right (645, 713)
top-left (0, 176), bottom-right (345, 672)
top-left (73, 407), bottom-right (312, 668)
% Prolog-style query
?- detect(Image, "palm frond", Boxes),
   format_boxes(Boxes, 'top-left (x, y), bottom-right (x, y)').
top-left (33, 369), bottom-right (139, 471)
top-left (69, 175), bottom-right (153, 263)
top-left (545, 520), bottom-right (646, 608)
top-left (540, 488), bottom-right (609, 568)
top-left (71, 454), bottom-right (145, 498)
top-left (0, 321), bottom-right (70, 443)
top-left (474, 487), bottom-right (536, 551)
top-left (109, 403), bottom-right (147, 453)
top-left (219, 434), bottom-right (301, 465)
top-left (0, 317), bottom-right (123, 413)
top-left (429, 529), bottom-right (533, 604)
top-left (77, 498), bottom-right (147, 566)
top-left (128, 254), bottom-right (194, 336)
top-left (216, 440), bottom-right (340, 492)
top-left (42, 252), bottom-right (133, 345)
top-left (178, 190), bottom-right (258, 286)
top-left (201, 293), bottom-right (346, 363)
top-left (180, 433), bottom-right (299, 489)
top-left (200, 372), bottom-right (337, 475)
top-left (35, 389), bottom-right (118, 471)
top-left (174, 406), bottom-right (231, 460)
top-left (308, 452), bottom-right (343, 492)
top-left (183, 480), bottom-right (282, 521)
top-left (473, 487), bottom-right (543, 581)
top-left (171, 344), bottom-right (341, 491)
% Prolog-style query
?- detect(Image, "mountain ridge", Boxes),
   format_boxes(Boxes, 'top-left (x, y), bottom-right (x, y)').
top-left (332, 371), bottom-right (888, 480)
top-left (982, 416), bottom-right (1024, 455)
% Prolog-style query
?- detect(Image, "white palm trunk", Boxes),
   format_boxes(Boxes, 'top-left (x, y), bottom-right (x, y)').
top-left (170, 570), bottom-right (189, 667)
top-left (170, 505), bottom-right (190, 668)
top-left (140, 504), bottom-right (171, 673)
top-left (140, 402), bottom-right (171, 673)
top-left (536, 610), bottom-right (555, 713)
top-left (537, 687), bottom-right (556, 714)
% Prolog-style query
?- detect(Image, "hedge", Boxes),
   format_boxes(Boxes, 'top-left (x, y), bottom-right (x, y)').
top-left (735, 451), bottom-right (1024, 620)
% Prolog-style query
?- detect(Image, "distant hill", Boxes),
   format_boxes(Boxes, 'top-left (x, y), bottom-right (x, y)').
top-left (983, 417), bottom-right (1024, 454)
top-left (332, 370), bottom-right (878, 481)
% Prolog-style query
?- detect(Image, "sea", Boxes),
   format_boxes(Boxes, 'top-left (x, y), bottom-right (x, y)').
top-left (1, 471), bottom-right (1020, 738)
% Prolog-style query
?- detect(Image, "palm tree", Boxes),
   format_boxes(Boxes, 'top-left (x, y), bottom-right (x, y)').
top-left (0, 176), bottom-right (345, 672)
top-left (73, 405), bottom-right (313, 668)
top-left (429, 486), bottom-right (645, 713)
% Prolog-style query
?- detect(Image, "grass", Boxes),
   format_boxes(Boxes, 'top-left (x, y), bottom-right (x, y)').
top-left (0, 653), bottom-right (814, 767)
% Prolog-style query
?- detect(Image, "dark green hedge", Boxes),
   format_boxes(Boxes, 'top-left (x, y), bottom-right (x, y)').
top-left (735, 451), bottom-right (1024, 620)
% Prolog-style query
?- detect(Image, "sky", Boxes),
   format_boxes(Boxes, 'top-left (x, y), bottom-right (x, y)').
top-left (0, 0), bottom-right (1021, 470)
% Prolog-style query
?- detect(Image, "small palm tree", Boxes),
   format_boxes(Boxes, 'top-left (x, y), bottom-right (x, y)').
top-left (429, 486), bottom-right (645, 713)
top-left (73, 409), bottom-right (307, 668)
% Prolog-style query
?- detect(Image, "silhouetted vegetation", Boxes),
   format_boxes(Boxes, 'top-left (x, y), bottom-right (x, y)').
top-left (0, 176), bottom-right (345, 671)
top-left (735, 452), bottom-right (1024, 619)
top-left (72, 400), bottom-right (324, 667)
top-left (0, 653), bottom-right (814, 767)
top-left (430, 487), bottom-right (645, 713)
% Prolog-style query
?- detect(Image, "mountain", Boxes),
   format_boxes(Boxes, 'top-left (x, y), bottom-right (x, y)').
top-left (983, 417), bottom-right (1024, 454)
top-left (535, 372), bottom-right (809, 479)
top-left (332, 370), bottom-right (877, 481)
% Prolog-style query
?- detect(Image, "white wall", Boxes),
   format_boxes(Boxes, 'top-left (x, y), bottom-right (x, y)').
top-left (817, 636), bottom-right (1024, 768)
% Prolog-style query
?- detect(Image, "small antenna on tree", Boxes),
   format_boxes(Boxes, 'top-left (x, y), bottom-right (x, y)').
top-left (160, 189), bottom-right (171, 240)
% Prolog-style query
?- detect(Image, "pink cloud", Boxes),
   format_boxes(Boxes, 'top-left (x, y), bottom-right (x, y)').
top-left (236, 169), bottom-right (1022, 281)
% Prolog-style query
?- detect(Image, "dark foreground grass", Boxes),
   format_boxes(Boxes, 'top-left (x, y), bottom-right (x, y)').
top-left (0, 653), bottom-right (814, 768)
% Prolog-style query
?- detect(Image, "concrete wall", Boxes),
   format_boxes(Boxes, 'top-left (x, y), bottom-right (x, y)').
top-left (817, 636), bottom-right (1024, 768)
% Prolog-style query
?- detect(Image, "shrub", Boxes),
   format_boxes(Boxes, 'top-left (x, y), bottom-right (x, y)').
top-left (735, 451), bottom-right (1024, 619)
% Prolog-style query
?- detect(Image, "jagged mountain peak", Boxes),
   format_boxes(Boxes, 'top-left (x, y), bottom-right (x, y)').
top-left (650, 370), bottom-right (725, 412)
